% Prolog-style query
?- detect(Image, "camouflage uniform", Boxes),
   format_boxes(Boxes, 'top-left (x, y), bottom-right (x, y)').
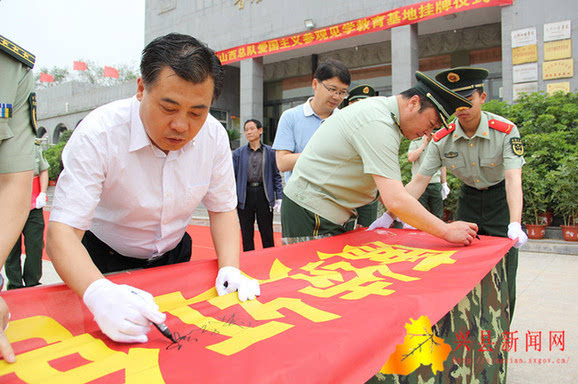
top-left (367, 258), bottom-right (510, 384)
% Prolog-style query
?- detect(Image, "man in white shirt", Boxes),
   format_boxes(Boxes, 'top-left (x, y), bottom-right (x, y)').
top-left (47, 33), bottom-right (260, 344)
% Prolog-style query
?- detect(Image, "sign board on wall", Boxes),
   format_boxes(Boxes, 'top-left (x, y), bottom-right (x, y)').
top-left (511, 27), bottom-right (537, 48)
top-left (544, 39), bottom-right (572, 61)
top-left (546, 82), bottom-right (570, 95)
top-left (543, 58), bottom-right (574, 80)
top-left (544, 20), bottom-right (571, 42)
top-left (512, 44), bottom-right (538, 64)
top-left (513, 63), bottom-right (538, 83)
top-left (513, 82), bottom-right (538, 100)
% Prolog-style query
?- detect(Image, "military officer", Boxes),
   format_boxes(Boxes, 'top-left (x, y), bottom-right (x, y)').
top-left (344, 84), bottom-right (380, 227)
top-left (0, 34), bottom-right (38, 364)
top-left (409, 67), bottom-right (527, 318)
top-left (407, 134), bottom-right (448, 219)
top-left (6, 139), bottom-right (50, 289)
top-left (281, 71), bottom-right (478, 246)
top-left (369, 67), bottom-right (526, 383)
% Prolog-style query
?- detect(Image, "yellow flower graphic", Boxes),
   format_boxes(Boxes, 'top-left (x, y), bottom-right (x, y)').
top-left (380, 315), bottom-right (451, 375)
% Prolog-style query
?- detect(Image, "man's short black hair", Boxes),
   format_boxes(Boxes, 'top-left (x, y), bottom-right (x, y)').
top-left (244, 119), bottom-right (263, 129)
top-left (314, 59), bottom-right (351, 85)
top-left (399, 88), bottom-right (435, 112)
top-left (141, 33), bottom-right (224, 101)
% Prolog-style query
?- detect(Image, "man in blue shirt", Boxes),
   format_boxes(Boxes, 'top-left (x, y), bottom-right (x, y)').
top-left (272, 59), bottom-right (351, 182)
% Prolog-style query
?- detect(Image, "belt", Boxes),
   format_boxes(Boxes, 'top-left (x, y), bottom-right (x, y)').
top-left (248, 182), bottom-right (263, 187)
top-left (113, 251), bottom-right (168, 267)
top-left (465, 179), bottom-right (505, 191)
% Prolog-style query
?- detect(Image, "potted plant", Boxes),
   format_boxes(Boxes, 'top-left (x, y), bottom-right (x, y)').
top-left (522, 165), bottom-right (548, 239)
top-left (550, 154), bottom-right (578, 241)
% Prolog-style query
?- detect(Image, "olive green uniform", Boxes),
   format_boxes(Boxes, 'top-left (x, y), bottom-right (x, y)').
top-left (408, 139), bottom-right (443, 219)
top-left (0, 35), bottom-right (36, 174)
top-left (368, 111), bottom-right (524, 384)
top-left (420, 110), bottom-right (524, 319)
top-left (281, 96), bottom-right (402, 243)
top-left (6, 143), bottom-right (49, 289)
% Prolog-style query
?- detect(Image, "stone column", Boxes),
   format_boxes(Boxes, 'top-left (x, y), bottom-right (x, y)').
top-left (240, 57), bottom-right (264, 146)
top-left (391, 24), bottom-right (419, 95)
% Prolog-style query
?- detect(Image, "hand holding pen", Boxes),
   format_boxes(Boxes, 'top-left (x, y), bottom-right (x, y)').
top-left (83, 278), bottom-right (170, 343)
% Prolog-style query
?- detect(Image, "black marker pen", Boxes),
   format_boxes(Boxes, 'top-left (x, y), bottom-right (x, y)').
top-left (154, 322), bottom-right (177, 343)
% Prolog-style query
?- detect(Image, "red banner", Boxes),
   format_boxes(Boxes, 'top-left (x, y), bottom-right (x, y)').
top-left (0, 229), bottom-right (513, 383)
top-left (216, 0), bottom-right (513, 65)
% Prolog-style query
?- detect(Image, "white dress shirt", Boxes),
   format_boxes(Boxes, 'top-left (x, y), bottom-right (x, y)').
top-left (50, 96), bottom-right (236, 259)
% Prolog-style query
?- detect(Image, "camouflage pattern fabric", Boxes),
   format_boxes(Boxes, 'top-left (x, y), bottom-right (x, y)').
top-left (367, 257), bottom-right (510, 384)
top-left (455, 181), bottom-right (517, 319)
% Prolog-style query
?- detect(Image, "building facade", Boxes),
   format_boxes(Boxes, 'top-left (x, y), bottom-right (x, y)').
top-left (37, 0), bottom-right (577, 146)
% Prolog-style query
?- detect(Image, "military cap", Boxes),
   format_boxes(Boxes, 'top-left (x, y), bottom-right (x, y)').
top-left (348, 84), bottom-right (376, 102)
top-left (414, 71), bottom-right (472, 129)
top-left (435, 66), bottom-right (489, 97)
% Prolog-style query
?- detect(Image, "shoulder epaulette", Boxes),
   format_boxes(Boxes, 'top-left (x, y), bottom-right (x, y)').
top-left (433, 123), bottom-right (456, 142)
top-left (488, 119), bottom-right (514, 134)
top-left (0, 35), bottom-right (35, 69)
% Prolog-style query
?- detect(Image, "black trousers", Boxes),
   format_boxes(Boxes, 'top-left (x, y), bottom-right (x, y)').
top-left (6, 208), bottom-right (44, 289)
top-left (82, 230), bottom-right (192, 274)
top-left (238, 185), bottom-right (274, 252)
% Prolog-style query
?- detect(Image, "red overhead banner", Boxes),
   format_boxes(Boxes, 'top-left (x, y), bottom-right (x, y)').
top-left (216, 0), bottom-right (513, 65)
top-left (0, 229), bottom-right (514, 383)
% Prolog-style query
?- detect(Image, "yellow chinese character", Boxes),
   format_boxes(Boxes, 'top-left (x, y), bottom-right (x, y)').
top-left (257, 42), bottom-right (268, 54)
top-left (234, 0), bottom-right (245, 10)
top-left (453, 0), bottom-right (470, 9)
top-left (238, 47), bottom-right (247, 58)
top-left (371, 15), bottom-right (386, 28)
top-left (436, 0), bottom-right (453, 13)
top-left (268, 39), bottom-right (280, 51)
top-left (315, 29), bottom-right (329, 40)
top-left (228, 50), bottom-right (237, 61)
top-left (418, 3), bottom-right (435, 18)
top-left (278, 38), bottom-right (291, 49)
top-left (342, 22), bottom-right (356, 35)
top-left (290, 36), bottom-right (302, 47)
top-left (156, 290), bottom-right (338, 356)
top-left (329, 26), bottom-right (342, 38)
top-left (0, 316), bottom-right (162, 382)
top-left (402, 7), bottom-right (418, 20)
top-left (356, 18), bottom-right (371, 32)
top-left (387, 11), bottom-right (401, 25)
top-left (302, 32), bottom-right (315, 45)
top-left (247, 45), bottom-right (257, 55)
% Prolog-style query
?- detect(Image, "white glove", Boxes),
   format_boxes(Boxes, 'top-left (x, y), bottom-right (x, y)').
top-left (83, 279), bottom-right (165, 343)
top-left (274, 199), bottom-right (282, 214)
top-left (441, 183), bottom-right (450, 200)
top-left (35, 192), bottom-right (47, 209)
top-left (215, 266), bottom-right (260, 302)
top-left (368, 212), bottom-right (395, 231)
top-left (401, 220), bottom-right (416, 230)
top-left (508, 222), bottom-right (528, 249)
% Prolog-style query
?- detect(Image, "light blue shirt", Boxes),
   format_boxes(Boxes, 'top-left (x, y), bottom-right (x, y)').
top-left (272, 98), bottom-right (337, 181)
